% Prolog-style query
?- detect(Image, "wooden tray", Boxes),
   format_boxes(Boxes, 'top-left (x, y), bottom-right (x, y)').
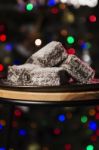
top-left (0, 79), bottom-right (99, 106)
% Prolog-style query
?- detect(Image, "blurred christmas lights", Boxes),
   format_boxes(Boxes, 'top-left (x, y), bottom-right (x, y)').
top-left (0, 64), bottom-right (4, 72)
top-left (89, 15), bottom-right (97, 23)
top-left (0, 125), bottom-right (3, 130)
top-left (67, 48), bottom-right (76, 54)
top-left (0, 34), bottom-right (6, 42)
top-left (86, 144), bottom-right (94, 150)
top-left (53, 128), bottom-right (61, 135)
top-left (0, 148), bottom-right (6, 150)
top-left (35, 39), bottom-right (42, 46)
top-left (19, 129), bottom-right (27, 136)
top-left (89, 121), bottom-right (97, 131)
top-left (90, 135), bottom-right (97, 142)
top-left (14, 109), bottom-right (22, 117)
top-left (48, 0), bottom-right (56, 6)
top-left (65, 144), bottom-right (72, 150)
top-left (81, 116), bottom-right (88, 123)
top-left (4, 44), bottom-right (13, 52)
top-left (67, 36), bottom-right (75, 44)
top-left (51, 7), bottom-right (59, 14)
top-left (26, 3), bottom-right (33, 11)
top-left (58, 114), bottom-right (66, 122)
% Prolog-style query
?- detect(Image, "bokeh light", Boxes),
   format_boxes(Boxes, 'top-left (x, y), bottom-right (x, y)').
top-left (26, 3), bottom-right (33, 11)
top-left (67, 48), bottom-right (76, 54)
top-left (65, 143), bottom-right (72, 150)
top-left (0, 34), bottom-right (6, 42)
top-left (48, 0), bottom-right (56, 6)
top-left (67, 36), bottom-right (75, 44)
top-left (86, 144), bottom-right (94, 150)
top-left (58, 114), bottom-right (66, 122)
top-left (89, 121), bottom-right (97, 131)
top-left (81, 116), bottom-right (88, 123)
top-left (35, 39), bottom-right (42, 46)
top-left (0, 64), bottom-right (4, 72)
top-left (89, 15), bottom-right (96, 22)
top-left (19, 129), bottom-right (27, 136)
top-left (53, 128), bottom-right (61, 135)
top-left (0, 148), bottom-right (6, 150)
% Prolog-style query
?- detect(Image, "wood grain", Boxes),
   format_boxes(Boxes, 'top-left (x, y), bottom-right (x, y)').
top-left (0, 89), bottom-right (99, 102)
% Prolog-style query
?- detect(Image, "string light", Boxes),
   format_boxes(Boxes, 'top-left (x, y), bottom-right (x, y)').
top-left (0, 64), bottom-right (4, 72)
top-left (0, 120), bottom-right (6, 126)
top-left (89, 15), bottom-right (96, 23)
top-left (67, 36), bottom-right (75, 44)
top-left (14, 109), bottom-right (22, 117)
top-left (96, 129), bottom-right (99, 136)
top-left (65, 144), bottom-right (72, 150)
top-left (53, 128), bottom-right (61, 135)
top-left (19, 129), bottom-right (27, 136)
top-left (0, 124), bottom-right (3, 130)
top-left (35, 39), bottom-right (42, 46)
top-left (90, 135), bottom-right (97, 142)
top-left (89, 109), bottom-right (96, 116)
top-left (67, 48), bottom-right (76, 54)
top-left (89, 121), bottom-right (97, 131)
top-left (0, 34), bottom-right (6, 42)
top-left (58, 114), bottom-right (66, 122)
top-left (48, 0), bottom-right (56, 6)
top-left (0, 148), bottom-right (6, 150)
top-left (95, 113), bottom-right (99, 120)
top-left (26, 3), bottom-right (33, 11)
top-left (5, 44), bottom-right (13, 52)
top-left (51, 7), bottom-right (59, 14)
top-left (86, 145), bottom-right (94, 150)
top-left (81, 116), bottom-right (88, 123)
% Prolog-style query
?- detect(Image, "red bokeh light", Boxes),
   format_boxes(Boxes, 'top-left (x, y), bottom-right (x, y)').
top-left (90, 135), bottom-right (97, 142)
top-left (95, 113), bottom-right (99, 120)
top-left (67, 48), bottom-right (76, 55)
top-left (0, 34), bottom-right (7, 42)
top-left (65, 144), bottom-right (72, 150)
top-left (89, 15), bottom-right (96, 23)
top-left (53, 128), bottom-right (61, 135)
top-left (0, 64), bottom-right (4, 72)
top-left (51, 8), bottom-right (59, 14)
top-left (14, 109), bottom-right (22, 117)
top-left (96, 129), bottom-right (99, 136)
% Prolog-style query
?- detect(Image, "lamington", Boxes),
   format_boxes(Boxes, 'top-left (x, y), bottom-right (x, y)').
top-left (7, 64), bottom-right (40, 84)
top-left (7, 66), bottom-right (70, 86)
top-left (61, 55), bottom-right (95, 83)
top-left (26, 41), bottom-right (67, 67)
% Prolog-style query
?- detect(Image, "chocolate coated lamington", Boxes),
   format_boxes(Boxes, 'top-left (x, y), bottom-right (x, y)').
top-left (26, 41), bottom-right (67, 67)
top-left (7, 64), bottom-right (40, 84)
top-left (61, 55), bottom-right (95, 83)
top-left (7, 66), bottom-right (70, 86)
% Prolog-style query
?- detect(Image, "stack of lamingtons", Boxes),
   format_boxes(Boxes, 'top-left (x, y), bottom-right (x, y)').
top-left (7, 41), bottom-right (95, 86)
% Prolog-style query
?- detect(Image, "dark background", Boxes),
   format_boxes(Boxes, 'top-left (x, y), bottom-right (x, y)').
top-left (0, 0), bottom-right (99, 150)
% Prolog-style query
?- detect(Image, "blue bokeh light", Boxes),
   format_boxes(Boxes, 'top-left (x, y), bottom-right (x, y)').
top-left (19, 129), bottom-right (27, 136)
top-left (89, 121), bottom-right (97, 131)
top-left (48, 0), bottom-right (56, 6)
top-left (0, 124), bottom-right (3, 130)
top-left (0, 147), bottom-right (6, 150)
top-left (58, 114), bottom-right (66, 122)
top-left (4, 43), bottom-right (13, 52)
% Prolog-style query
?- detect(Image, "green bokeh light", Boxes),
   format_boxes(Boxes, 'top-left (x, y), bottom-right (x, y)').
top-left (26, 3), bottom-right (33, 11)
top-left (67, 36), bottom-right (75, 44)
top-left (81, 116), bottom-right (88, 123)
top-left (86, 145), bottom-right (94, 150)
